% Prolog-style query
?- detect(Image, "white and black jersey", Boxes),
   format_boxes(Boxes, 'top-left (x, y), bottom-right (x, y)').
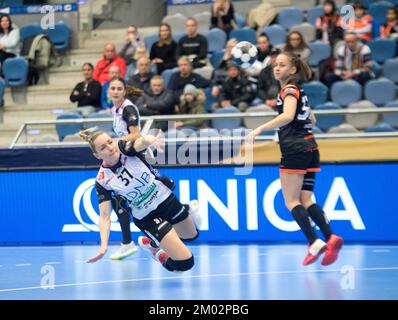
top-left (95, 146), bottom-right (172, 220)
top-left (112, 98), bottom-right (141, 138)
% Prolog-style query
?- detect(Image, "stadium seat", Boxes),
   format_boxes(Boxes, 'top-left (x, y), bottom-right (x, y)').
top-left (194, 11), bottom-right (211, 34)
top-left (229, 27), bottom-right (256, 44)
top-left (365, 122), bottom-right (395, 132)
top-left (369, 1), bottom-right (394, 26)
top-left (371, 18), bottom-right (381, 40)
top-left (144, 33), bottom-right (159, 53)
top-left (364, 78), bottom-right (396, 106)
top-left (308, 41), bottom-right (331, 68)
top-left (277, 7), bottom-right (304, 30)
top-left (383, 58), bottom-right (398, 84)
top-left (311, 126), bottom-right (323, 134)
top-left (210, 50), bottom-right (225, 68)
top-left (235, 13), bottom-right (246, 28)
top-left (85, 112), bottom-right (113, 133)
top-left (369, 38), bottom-right (397, 64)
top-left (345, 100), bottom-right (378, 130)
top-left (55, 113), bottom-right (84, 142)
top-left (360, 0), bottom-right (376, 8)
top-left (211, 106), bottom-right (242, 130)
top-left (20, 23), bottom-right (44, 41)
top-left (173, 31), bottom-right (187, 43)
top-left (161, 69), bottom-right (175, 88)
top-left (2, 57), bottom-right (28, 87)
top-left (306, 5), bottom-right (324, 25)
top-left (262, 24), bottom-right (287, 46)
top-left (162, 13), bottom-right (187, 34)
top-left (302, 81), bottom-right (328, 108)
top-left (244, 104), bottom-right (275, 130)
top-left (291, 0), bottom-right (317, 10)
top-left (330, 80), bottom-right (362, 106)
top-left (45, 22), bottom-right (70, 51)
top-left (383, 100), bottom-right (398, 128)
top-left (0, 78), bottom-right (5, 106)
top-left (204, 87), bottom-right (218, 113)
top-left (314, 103), bottom-right (344, 132)
top-left (290, 23), bottom-right (315, 44)
top-left (204, 28), bottom-right (227, 53)
top-left (327, 123), bottom-right (359, 133)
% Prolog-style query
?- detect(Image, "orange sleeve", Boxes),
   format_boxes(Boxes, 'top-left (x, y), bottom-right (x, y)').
top-left (281, 85), bottom-right (300, 100)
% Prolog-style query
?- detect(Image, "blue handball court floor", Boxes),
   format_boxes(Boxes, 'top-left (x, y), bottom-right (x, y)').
top-left (0, 243), bottom-right (397, 300)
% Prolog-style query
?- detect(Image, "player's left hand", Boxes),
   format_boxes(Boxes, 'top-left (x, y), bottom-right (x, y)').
top-left (87, 248), bottom-right (107, 263)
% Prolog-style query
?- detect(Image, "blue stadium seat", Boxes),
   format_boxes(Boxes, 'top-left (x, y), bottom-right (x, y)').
top-left (311, 125), bottom-right (323, 134)
top-left (55, 113), bottom-right (84, 142)
top-left (364, 78), bottom-right (396, 106)
top-left (161, 69), bottom-right (176, 88)
top-left (369, 38), bottom-right (397, 64)
top-left (2, 57), bottom-right (28, 87)
top-left (306, 5), bottom-right (324, 25)
top-left (262, 24), bottom-right (287, 46)
top-left (85, 112), bottom-right (113, 133)
top-left (144, 33), bottom-right (159, 53)
top-left (369, 1), bottom-right (394, 26)
top-left (204, 28), bottom-right (227, 53)
top-left (277, 7), bottom-right (304, 30)
top-left (235, 13), bottom-right (246, 28)
top-left (45, 22), bottom-right (70, 51)
top-left (302, 81), bottom-right (328, 108)
top-left (0, 77), bottom-right (5, 106)
top-left (210, 50), bottom-right (225, 68)
top-left (365, 122), bottom-right (395, 132)
top-left (330, 80), bottom-right (362, 106)
top-left (308, 41), bottom-right (331, 67)
top-left (173, 32), bottom-right (187, 43)
top-left (383, 100), bottom-right (398, 128)
top-left (314, 103), bottom-right (344, 132)
top-left (229, 27), bottom-right (256, 44)
top-left (383, 58), bottom-right (398, 84)
top-left (204, 87), bottom-right (218, 112)
top-left (372, 18), bottom-right (381, 40)
top-left (20, 23), bottom-right (44, 41)
top-left (211, 106), bottom-right (242, 130)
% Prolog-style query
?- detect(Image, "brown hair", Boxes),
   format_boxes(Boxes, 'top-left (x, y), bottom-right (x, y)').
top-left (285, 31), bottom-right (308, 51)
top-left (109, 77), bottom-right (143, 97)
top-left (158, 23), bottom-right (173, 47)
top-left (79, 128), bottom-right (105, 153)
top-left (280, 51), bottom-right (313, 83)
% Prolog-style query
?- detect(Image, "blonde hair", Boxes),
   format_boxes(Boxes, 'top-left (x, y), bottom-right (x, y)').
top-left (79, 127), bottom-right (105, 153)
top-left (280, 51), bottom-right (312, 82)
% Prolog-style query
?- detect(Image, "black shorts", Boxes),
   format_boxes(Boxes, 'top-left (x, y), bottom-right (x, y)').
top-left (280, 149), bottom-right (321, 174)
top-left (132, 194), bottom-right (189, 245)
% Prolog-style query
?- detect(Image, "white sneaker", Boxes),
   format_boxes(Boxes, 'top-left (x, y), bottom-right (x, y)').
top-left (188, 199), bottom-right (202, 229)
top-left (138, 236), bottom-right (160, 260)
top-left (109, 242), bottom-right (138, 260)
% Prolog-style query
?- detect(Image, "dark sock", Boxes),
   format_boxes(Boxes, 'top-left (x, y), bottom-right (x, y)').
top-left (117, 212), bottom-right (132, 245)
top-left (307, 203), bottom-right (333, 241)
top-left (291, 205), bottom-right (317, 244)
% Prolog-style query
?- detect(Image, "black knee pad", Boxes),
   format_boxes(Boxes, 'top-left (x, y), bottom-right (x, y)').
top-left (181, 229), bottom-right (199, 242)
top-left (111, 195), bottom-right (129, 216)
top-left (164, 255), bottom-right (194, 272)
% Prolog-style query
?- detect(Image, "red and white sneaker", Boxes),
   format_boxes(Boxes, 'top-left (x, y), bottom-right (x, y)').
top-left (303, 239), bottom-right (327, 266)
top-left (321, 234), bottom-right (344, 266)
top-left (138, 236), bottom-right (160, 260)
top-left (155, 249), bottom-right (169, 265)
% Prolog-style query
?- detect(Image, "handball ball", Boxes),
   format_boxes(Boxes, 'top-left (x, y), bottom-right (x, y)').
top-left (231, 41), bottom-right (258, 69)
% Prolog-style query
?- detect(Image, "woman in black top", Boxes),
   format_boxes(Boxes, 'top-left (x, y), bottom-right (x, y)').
top-left (150, 23), bottom-right (177, 75)
top-left (210, 0), bottom-right (238, 35)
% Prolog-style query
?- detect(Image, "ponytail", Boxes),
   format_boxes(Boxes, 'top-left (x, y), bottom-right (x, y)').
top-left (280, 51), bottom-right (312, 83)
top-left (79, 127), bottom-right (104, 152)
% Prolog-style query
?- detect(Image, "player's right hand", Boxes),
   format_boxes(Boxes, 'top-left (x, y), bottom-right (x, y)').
top-left (87, 248), bottom-right (107, 263)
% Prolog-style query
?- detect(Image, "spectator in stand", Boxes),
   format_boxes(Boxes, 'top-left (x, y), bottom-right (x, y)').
top-left (101, 65), bottom-right (121, 110)
top-left (324, 32), bottom-right (373, 87)
top-left (168, 56), bottom-right (210, 104)
top-left (212, 60), bottom-right (255, 112)
top-left (119, 25), bottom-right (145, 67)
top-left (150, 23), bottom-right (178, 75)
top-left (0, 14), bottom-right (20, 69)
top-left (176, 17), bottom-right (208, 69)
top-left (284, 31), bottom-right (311, 62)
top-left (93, 43), bottom-right (126, 85)
top-left (315, 0), bottom-right (344, 46)
top-left (135, 75), bottom-right (175, 131)
top-left (247, 33), bottom-right (273, 79)
top-left (210, 38), bottom-right (237, 98)
top-left (69, 62), bottom-right (102, 116)
top-left (127, 57), bottom-right (155, 94)
top-left (380, 7), bottom-right (398, 40)
top-left (256, 47), bottom-right (281, 109)
top-left (176, 84), bottom-right (207, 130)
top-left (346, 2), bottom-right (373, 43)
top-left (210, 0), bottom-right (238, 36)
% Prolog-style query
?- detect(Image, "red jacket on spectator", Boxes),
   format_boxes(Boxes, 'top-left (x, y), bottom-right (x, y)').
top-left (93, 55), bottom-right (126, 85)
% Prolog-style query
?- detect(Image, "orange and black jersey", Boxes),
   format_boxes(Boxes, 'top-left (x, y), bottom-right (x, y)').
top-left (276, 82), bottom-right (318, 155)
